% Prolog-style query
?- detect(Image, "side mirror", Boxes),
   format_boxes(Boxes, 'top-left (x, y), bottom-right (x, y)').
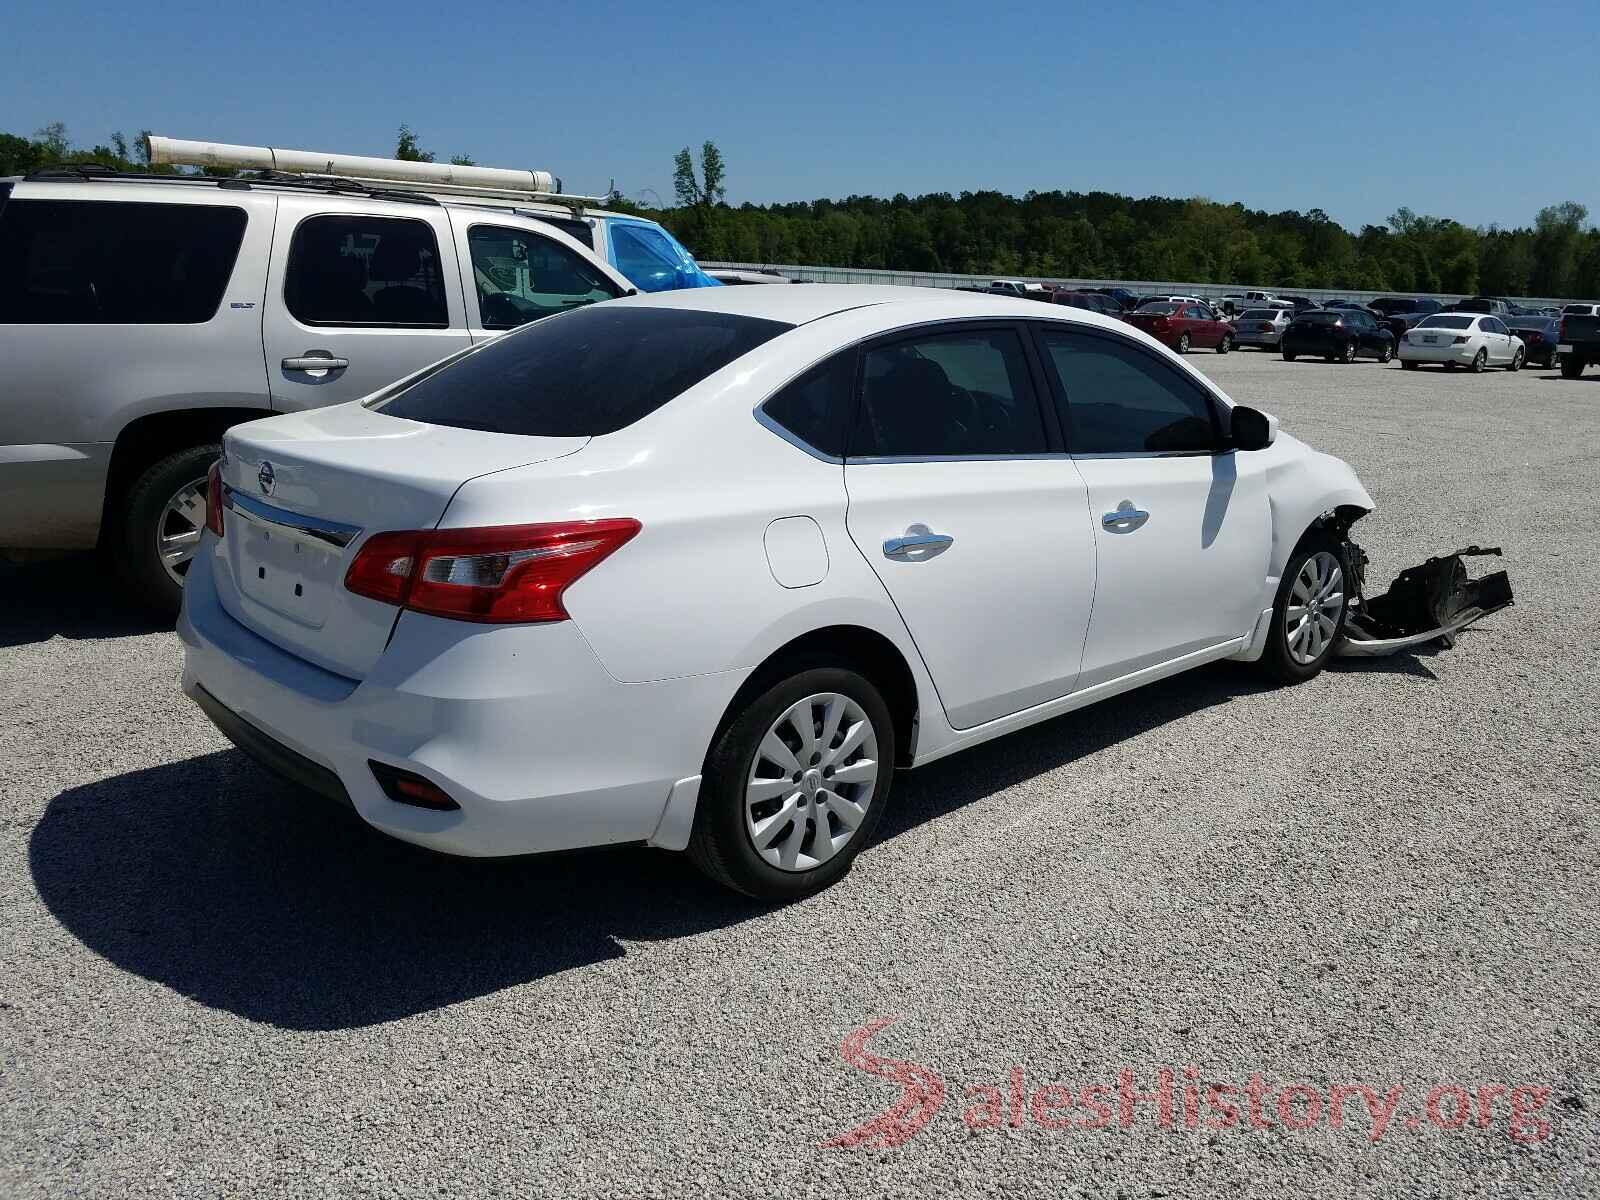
top-left (1231, 405), bottom-right (1277, 451)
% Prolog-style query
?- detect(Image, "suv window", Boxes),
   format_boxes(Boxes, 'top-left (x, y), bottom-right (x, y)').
top-left (850, 328), bottom-right (1048, 459)
top-left (285, 215), bottom-right (446, 328)
top-left (376, 305), bottom-right (790, 436)
top-left (760, 353), bottom-right (856, 458)
top-left (525, 214), bottom-right (595, 249)
top-left (466, 225), bottom-right (619, 330)
top-left (1037, 327), bottom-right (1220, 455)
top-left (610, 221), bottom-right (696, 293)
top-left (0, 199), bottom-right (246, 324)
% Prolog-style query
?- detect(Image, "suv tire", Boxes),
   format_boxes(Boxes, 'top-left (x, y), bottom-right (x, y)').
top-left (112, 444), bottom-right (218, 618)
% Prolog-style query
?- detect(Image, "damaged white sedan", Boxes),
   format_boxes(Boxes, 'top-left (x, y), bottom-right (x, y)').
top-left (179, 286), bottom-right (1510, 900)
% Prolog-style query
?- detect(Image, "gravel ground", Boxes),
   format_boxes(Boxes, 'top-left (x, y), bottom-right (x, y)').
top-left (2, 351), bottom-right (1597, 1199)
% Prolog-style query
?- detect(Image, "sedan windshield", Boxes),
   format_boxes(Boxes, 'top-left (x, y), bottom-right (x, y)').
top-left (376, 305), bottom-right (793, 436)
top-left (1416, 315), bottom-right (1474, 330)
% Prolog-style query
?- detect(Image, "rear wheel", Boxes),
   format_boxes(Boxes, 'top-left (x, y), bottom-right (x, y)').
top-left (1176, 333), bottom-right (1191, 354)
top-left (1401, 359), bottom-right (1419, 370)
top-left (1509, 347), bottom-right (1524, 372)
top-left (1282, 350), bottom-right (1297, 362)
top-left (111, 443), bottom-right (219, 618)
top-left (688, 666), bottom-right (896, 900)
top-left (1378, 342), bottom-right (1394, 363)
top-left (1470, 348), bottom-right (1487, 373)
top-left (1261, 540), bottom-right (1348, 684)
top-left (1561, 355), bottom-right (1585, 378)
top-left (1217, 333), bottom-right (1233, 354)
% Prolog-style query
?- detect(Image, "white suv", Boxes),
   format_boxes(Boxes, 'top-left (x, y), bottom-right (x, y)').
top-left (0, 168), bottom-right (632, 611)
top-left (180, 285), bottom-right (1377, 900)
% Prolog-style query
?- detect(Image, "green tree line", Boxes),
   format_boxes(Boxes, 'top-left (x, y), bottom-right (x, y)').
top-left (5, 124), bottom-right (1596, 298)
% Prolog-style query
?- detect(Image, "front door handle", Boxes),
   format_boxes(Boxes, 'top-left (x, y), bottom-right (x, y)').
top-left (282, 354), bottom-right (350, 372)
top-left (883, 525), bottom-right (954, 561)
top-left (1102, 501), bottom-right (1150, 533)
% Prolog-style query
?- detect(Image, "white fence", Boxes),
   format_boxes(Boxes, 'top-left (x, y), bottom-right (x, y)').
top-left (701, 262), bottom-right (1574, 309)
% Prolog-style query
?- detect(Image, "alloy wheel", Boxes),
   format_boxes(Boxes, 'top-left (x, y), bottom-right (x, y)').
top-left (744, 692), bottom-right (879, 872)
top-left (156, 477), bottom-right (209, 585)
top-left (1285, 551), bottom-right (1344, 666)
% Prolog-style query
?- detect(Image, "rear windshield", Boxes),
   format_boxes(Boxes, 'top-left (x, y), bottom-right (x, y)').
top-left (1239, 308), bottom-right (1280, 319)
top-left (376, 305), bottom-right (792, 436)
top-left (1417, 315), bottom-right (1474, 330)
top-left (1296, 312), bottom-right (1343, 325)
top-left (1135, 302), bottom-right (1181, 313)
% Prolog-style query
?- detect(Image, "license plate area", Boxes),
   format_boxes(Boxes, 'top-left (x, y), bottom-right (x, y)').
top-left (224, 491), bottom-right (361, 628)
top-left (1423, 335), bottom-right (1439, 344)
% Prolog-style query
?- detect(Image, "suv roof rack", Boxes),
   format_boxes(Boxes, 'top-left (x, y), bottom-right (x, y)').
top-left (21, 164), bottom-right (440, 205)
top-left (144, 135), bottom-right (607, 216)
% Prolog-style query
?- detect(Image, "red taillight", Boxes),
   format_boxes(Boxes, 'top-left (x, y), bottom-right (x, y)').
top-left (1453, 335), bottom-right (1469, 344)
top-left (205, 460), bottom-right (225, 537)
top-left (344, 519), bottom-right (641, 624)
top-left (1527, 331), bottom-right (1543, 343)
top-left (1559, 318), bottom-right (1566, 340)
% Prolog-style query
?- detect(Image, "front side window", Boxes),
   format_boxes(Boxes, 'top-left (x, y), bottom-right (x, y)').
top-left (285, 215), bottom-right (447, 328)
top-left (850, 328), bottom-right (1049, 459)
top-left (467, 225), bottom-right (619, 330)
top-left (1038, 327), bottom-right (1221, 455)
top-left (608, 221), bottom-right (710, 292)
top-left (376, 305), bottom-right (790, 436)
top-left (0, 199), bottom-right (246, 324)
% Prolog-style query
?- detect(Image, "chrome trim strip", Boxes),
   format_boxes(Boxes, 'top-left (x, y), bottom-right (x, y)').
top-left (222, 486), bottom-right (362, 549)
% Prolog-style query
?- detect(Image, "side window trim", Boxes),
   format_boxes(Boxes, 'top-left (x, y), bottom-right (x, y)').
top-left (1027, 320), bottom-right (1229, 458)
top-left (843, 319), bottom-right (1064, 463)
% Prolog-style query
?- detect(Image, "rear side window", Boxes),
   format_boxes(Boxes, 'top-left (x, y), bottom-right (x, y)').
top-left (850, 328), bottom-right (1048, 458)
top-left (376, 305), bottom-right (791, 436)
top-left (466, 225), bottom-right (619, 330)
top-left (0, 199), bottom-right (246, 323)
top-left (761, 353), bottom-right (855, 458)
top-left (525, 214), bottom-right (595, 249)
top-left (285, 215), bottom-right (446, 328)
top-left (1037, 327), bottom-right (1220, 455)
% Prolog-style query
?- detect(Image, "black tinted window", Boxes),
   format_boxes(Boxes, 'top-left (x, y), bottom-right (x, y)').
top-left (467, 225), bottom-right (618, 330)
top-left (525, 215), bottom-right (595, 249)
top-left (1039, 328), bottom-right (1220, 454)
top-left (377, 305), bottom-right (791, 436)
top-left (0, 199), bottom-right (246, 323)
top-left (850, 328), bottom-right (1048, 458)
top-left (286, 215), bottom-right (446, 328)
top-left (762, 353), bottom-right (855, 457)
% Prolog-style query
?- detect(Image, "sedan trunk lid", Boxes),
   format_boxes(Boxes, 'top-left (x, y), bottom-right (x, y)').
top-left (211, 402), bottom-right (588, 679)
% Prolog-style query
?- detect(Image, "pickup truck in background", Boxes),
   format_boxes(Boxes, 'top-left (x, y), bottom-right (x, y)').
top-left (1216, 289), bottom-right (1284, 316)
top-left (1557, 312), bottom-right (1600, 378)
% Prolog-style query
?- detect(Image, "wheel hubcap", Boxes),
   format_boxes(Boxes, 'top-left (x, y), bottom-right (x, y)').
top-left (1285, 551), bottom-right (1344, 666)
top-left (745, 692), bottom-right (878, 873)
top-left (157, 478), bottom-right (209, 585)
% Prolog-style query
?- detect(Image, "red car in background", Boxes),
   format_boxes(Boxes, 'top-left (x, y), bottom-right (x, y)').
top-left (1123, 301), bottom-right (1234, 354)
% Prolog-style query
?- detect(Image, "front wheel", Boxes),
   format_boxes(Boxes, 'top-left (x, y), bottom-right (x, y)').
top-left (688, 666), bottom-right (896, 900)
top-left (110, 443), bottom-right (219, 618)
top-left (1260, 541), bottom-right (1348, 684)
top-left (1401, 359), bottom-right (1419, 370)
top-left (1378, 342), bottom-right (1394, 363)
top-left (1560, 356), bottom-right (1584, 379)
top-left (1217, 333), bottom-right (1233, 354)
top-left (1282, 350), bottom-right (1297, 362)
top-left (1340, 340), bottom-right (1357, 364)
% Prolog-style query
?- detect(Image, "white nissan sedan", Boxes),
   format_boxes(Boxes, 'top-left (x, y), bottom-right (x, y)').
top-left (1398, 313), bottom-right (1525, 372)
top-left (180, 286), bottom-right (1374, 899)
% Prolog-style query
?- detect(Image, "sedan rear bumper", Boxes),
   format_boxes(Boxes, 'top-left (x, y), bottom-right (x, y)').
top-left (1397, 341), bottom-right (1477, 365)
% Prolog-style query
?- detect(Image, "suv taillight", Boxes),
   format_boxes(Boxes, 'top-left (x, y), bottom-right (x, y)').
top-left (344, 519), bottom-right (641, 624)
top-left (205, 460), bottom-right (225, 538)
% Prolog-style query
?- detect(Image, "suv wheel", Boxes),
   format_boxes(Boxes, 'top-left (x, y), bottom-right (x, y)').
top-left (688, 666), bottom-right (895, 900)
top-left (1261, 540), bottom-right (1348, 684)
top-left (112, 444), bottom-right (218, 617)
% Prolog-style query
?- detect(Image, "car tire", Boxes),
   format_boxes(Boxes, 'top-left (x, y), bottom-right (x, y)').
top-left (110, 443), bottom-right (219, 618)
top-left (687, 664), bottom-right (896, 901)
top-left (1282, 351), bottom-right (1296, 362)
top-left (1378, 342), bottom-right (1394, 363)
top-left (1341, 340), bottom-right (1357, 364)
top-left (1509, 347), bottom-right (1524, 372)
top-left (1470, 348), bottom-right (1487, 373)
top-left (1561, 356), bottom-right (1584, 379)
top-left (1401, 359), bottom-right (1419, 370)
top-left (1260, 537), bottom-right (1349, 685)
top-left (1217, 333), bottom-right (1232, 354)
top-left (1176, 333), bottom-right (1191, 354)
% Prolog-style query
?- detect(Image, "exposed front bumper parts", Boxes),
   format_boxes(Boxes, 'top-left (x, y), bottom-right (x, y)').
top-left (1338, 545), bottom-right (1513, 658)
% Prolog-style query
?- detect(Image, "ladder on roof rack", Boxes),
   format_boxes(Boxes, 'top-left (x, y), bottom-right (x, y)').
top-left (143, 135), bottom-right (606, 215)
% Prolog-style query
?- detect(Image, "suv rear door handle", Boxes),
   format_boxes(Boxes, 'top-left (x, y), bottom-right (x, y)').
top-left (282, 355), bottom-right (350, 372)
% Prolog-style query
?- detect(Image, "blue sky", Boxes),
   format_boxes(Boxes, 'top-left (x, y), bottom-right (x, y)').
top-left (5, 0), bottom-right (1592, 231)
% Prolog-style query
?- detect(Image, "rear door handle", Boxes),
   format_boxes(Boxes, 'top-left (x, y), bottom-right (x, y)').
top-left (1102, 501), bottom-right (1150, 532)
top-left (282, 354), bottom-right (350, 372)
top-left (883, 525), bottom-right (954, 561)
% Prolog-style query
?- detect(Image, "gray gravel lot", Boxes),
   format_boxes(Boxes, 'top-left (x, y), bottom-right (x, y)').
top-left (2, 351), bottom-right (1597, 1199)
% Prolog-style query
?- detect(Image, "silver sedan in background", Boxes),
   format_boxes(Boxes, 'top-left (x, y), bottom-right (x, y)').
top-left (1232, 307), bottom-right (1293, 349)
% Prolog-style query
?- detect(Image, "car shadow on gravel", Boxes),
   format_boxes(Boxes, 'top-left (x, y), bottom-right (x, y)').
top-left (0, 555), bottom-right (168, 647)
top-left (32, 656), bottom-right (1435, 1032)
